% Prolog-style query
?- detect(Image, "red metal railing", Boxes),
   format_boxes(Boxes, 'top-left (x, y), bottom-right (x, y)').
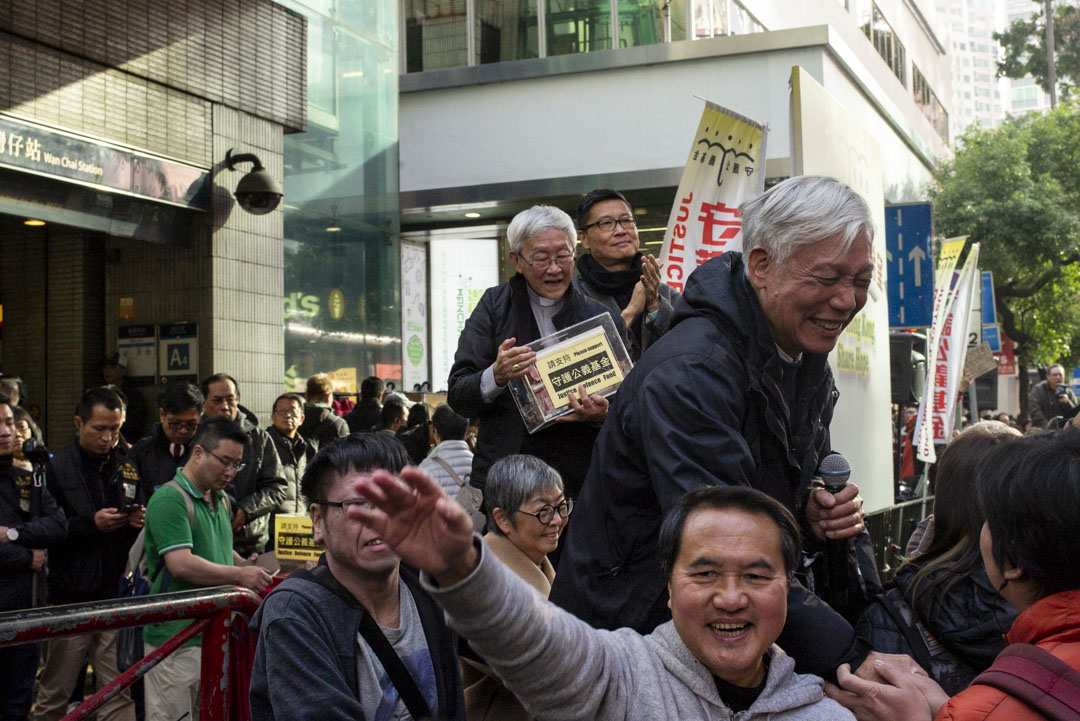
top-left (0, 585), bottom-right (262, 721)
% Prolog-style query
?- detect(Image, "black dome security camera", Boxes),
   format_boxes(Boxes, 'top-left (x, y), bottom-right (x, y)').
top-left (225, 149), bottom-right (283, 215)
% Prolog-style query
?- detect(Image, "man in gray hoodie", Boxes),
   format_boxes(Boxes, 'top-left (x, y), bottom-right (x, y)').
top-left (351, 467), bottom-right (854, 720)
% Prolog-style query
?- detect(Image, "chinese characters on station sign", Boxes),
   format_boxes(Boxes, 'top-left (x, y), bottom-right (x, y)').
top-left (0, 113), bottom-right (208, 209)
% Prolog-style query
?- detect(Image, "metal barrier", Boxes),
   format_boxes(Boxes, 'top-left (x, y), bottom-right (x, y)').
top-left (864, 495), bottom-right (935, 582)
top-left (0, 586), bottom-right (262, 721)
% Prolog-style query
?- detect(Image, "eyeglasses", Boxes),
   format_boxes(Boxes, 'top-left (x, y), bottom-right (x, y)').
top-left (166, 420), bottom-right (200, 432)
top-left (273, 407), bottom-right (302, 418)
top-left (202, 446), bottom-right (246, 472)
top-left (583, 217), bottom-right (637, 233)
top-left (514, 498), bottom-right (574, 525)
top-left (318, 498), bottom-right (374, 512)
top-left (518, 252), bottom-right (575, 270)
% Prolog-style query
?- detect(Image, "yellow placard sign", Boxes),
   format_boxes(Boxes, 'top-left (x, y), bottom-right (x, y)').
top-left (327, 367), bottom-right (358, 394)
top-left (535, 328), bottom-right (624, 410)
top-left (274, 514), bottom-right (320, 562)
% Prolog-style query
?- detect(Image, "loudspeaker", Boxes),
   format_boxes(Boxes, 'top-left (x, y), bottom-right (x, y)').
top-left (890, 334), bottom-right (925, 404)
top-left (974, 368), bottom-right (998, 411)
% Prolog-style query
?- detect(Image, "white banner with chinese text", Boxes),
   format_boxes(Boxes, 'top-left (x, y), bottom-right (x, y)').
top-left (915, 243), bottom-right (980, 462)
top-left (657, 100), bottom-right (767, 292)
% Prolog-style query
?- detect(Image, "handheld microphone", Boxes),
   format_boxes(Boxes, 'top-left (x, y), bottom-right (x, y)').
top-left (21, 438), bottom-right (51, 466)
top-left (817, 452), bottom-right (851, 613)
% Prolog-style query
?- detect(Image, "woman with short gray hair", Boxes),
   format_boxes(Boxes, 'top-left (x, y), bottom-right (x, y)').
top-left (462, 454), bottom-right (572, 721)
top-left (446, 205), bottom-right (624, 502)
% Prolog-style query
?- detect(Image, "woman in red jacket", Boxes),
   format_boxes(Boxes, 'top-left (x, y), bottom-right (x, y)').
top-left (827, 427), bottom-right (1080, 721)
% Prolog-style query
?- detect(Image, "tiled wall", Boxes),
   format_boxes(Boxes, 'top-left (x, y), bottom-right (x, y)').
top-left (0, 0), bottom-right (305, 136)
top-left (0, 0), bottom-right (305, 435)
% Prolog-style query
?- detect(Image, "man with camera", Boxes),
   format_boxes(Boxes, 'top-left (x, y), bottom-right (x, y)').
top-left (33, 386), bottom-right (142, 721)
top-left (1028, 363), bottom-right (1077, 428)
top-left (0, 395), bottom-right (66, 720)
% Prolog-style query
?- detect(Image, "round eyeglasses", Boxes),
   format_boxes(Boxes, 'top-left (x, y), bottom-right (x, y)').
top-left (513, 498), bottom-right (574, 525)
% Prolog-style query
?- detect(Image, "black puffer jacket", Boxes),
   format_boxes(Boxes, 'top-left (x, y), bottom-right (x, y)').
top-left (46, 440), bottom-right (140, 603)
top-left (856, 561), bottom-right (1016, 695)
top-left (550, 252), bottom-right (863, 680)
top-left (0, 458), bottom-right (67, 611)
top-left (224, 415), bottom-right (287, 556)
top-left (447, 273), bottom-right (623, 497)
top-left (299, 403), bottom-right (349, 447)
top-left (267, 426), bottom-right (316, 515)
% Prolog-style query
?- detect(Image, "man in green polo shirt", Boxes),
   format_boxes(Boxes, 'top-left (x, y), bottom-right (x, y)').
top-left (143, 418), bottom-right (274, 721)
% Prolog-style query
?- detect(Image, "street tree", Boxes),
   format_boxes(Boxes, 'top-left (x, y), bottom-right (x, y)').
top-left (995, 1), bottom-right (1080, 99)
top-left (929, 100), bottom-right (1080, 414)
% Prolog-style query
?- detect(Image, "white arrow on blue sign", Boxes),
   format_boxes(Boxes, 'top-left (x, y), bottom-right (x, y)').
top-left (885, 203), bottom-right (934, 328)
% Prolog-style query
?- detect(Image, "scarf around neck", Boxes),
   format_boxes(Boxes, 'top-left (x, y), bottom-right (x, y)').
top-left (576, 252), bottom-right (642, 310)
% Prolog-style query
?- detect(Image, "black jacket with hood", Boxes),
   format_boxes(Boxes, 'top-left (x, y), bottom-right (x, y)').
top-left (249, 557), bottom-right (466, 721)
top-left (549, 252), bottom-right (865, 680)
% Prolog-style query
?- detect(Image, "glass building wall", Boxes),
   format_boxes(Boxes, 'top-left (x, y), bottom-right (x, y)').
top-left (402, 0), bottom-right (753, 72)
top-left (280, 0), bottom-right (402, 393)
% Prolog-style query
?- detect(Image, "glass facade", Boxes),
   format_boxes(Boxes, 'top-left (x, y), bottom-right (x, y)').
top-left (860, 3), bottom-right (906, 87)
top-left (912, 63), bottom-right (948, 142)
top-left (402, 0), bottom-right (737, 72)
top-left (280, 0), bottom-right (402, 392)
top-left (477, 0), bottom-right (540, 64)
top-left (692, 0), bottom-right (763, 39)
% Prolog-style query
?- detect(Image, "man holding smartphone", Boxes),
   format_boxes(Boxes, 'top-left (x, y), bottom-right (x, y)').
top-left (32, 386), bottom-right (142, 721)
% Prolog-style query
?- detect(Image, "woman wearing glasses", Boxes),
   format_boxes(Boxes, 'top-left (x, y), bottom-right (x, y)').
top-left (461, 454), bottom-right (572, 721)
top-left (573, 189), bottom-right (679, 361)
top-left (447, 205), bottom-right (624, 504)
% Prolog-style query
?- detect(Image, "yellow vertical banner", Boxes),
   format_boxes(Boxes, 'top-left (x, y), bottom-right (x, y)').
top-left (658, 100), bottom-right (767, 293)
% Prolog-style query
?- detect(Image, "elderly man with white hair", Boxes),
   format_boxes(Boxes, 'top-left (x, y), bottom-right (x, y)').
top-left (550, 175), bottom-right (881, 682)
top-left (447, 205), bottom-right (624, 501)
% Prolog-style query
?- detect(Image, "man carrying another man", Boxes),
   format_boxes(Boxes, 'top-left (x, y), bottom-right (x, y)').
top-left (550, 175), bottom-right (877, 679)
top-left (143, 418), bottom-right (273, 721)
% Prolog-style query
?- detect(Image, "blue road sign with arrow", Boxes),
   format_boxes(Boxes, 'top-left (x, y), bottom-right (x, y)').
top-left (885, 203), bottom-right (933, 329)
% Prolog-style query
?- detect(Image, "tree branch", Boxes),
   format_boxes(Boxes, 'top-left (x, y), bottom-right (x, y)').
top-left (996, 298), bottom-right (1034, 349)
top-left (998, 251), bottom-right (1080, 298)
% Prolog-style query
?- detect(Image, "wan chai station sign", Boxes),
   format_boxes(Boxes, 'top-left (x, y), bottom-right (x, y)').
top-left (0, 113), bottom-right (208, 209)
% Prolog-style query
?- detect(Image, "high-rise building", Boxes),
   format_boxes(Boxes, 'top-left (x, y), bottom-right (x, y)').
top-left (1004, 0), bottom-right (1055, 115)
top-left (935, 0), bottom-right (1008, 138)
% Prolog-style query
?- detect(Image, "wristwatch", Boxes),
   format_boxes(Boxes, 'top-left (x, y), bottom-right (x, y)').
top-left (6, 527), bottom-right (19, 542)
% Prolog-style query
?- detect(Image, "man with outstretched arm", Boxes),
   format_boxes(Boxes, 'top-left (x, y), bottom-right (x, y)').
top-left (349, 466), bottom-right (854, 721)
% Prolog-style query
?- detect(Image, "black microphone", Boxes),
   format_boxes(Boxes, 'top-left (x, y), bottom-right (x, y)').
top-left (21, 437), bottom-right (51, 466)
top-left (817, 452), bottom-right (851, 613)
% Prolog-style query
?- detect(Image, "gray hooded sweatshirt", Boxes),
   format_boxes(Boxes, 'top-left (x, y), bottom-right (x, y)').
top-left (423, 540), bottom-right (854, 721)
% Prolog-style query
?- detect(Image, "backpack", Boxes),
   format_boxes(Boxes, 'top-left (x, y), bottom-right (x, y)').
top-left (971, 643), bottom-right (1080, 721)
top-left (117, 480), bottom-right (229, 670)
top-left (431, 457), bottom-right (485, 532)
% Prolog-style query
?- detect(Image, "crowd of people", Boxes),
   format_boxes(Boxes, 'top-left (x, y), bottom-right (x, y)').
top-left (2, 174), bottom-right (1079, 721)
